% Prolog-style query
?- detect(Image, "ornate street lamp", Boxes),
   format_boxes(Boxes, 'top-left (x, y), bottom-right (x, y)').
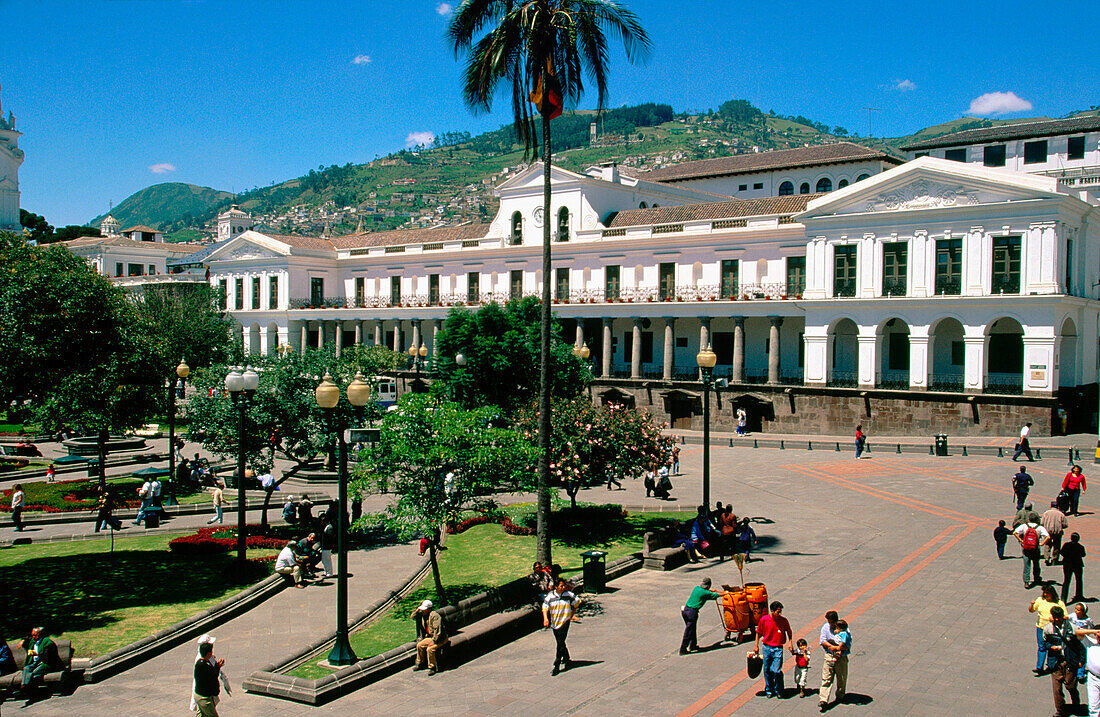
top-left (225, 366), bottom-right (258, 562)
top-left (166, 358), bottom-right (189, 507)
top-left (315, 370), bottom-right (370, 666)
top-left (696, 345), bottom-right (717, 509)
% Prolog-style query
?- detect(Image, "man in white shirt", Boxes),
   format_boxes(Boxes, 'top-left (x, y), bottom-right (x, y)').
top-left (275, 541), bottom-right (304, 587)
top-left (1015, 520), bottom-right (1051, 588)
top-left (1014, 422), bottom-right (1035, 462)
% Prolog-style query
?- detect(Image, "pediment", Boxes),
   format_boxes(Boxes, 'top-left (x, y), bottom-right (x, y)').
top-left (206, 232), bottom-right (291, 262)
top-left (800, 156), bottom-right (1067, 220)
top-left (495, 162), bottom-right (587, 193)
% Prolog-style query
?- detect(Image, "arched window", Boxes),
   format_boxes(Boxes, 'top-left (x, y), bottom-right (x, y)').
top-left (799, 182), bottom-right (810, 194)
top-left (639, 201), bottom-right (648, 209)
top-left (816, 178), bottom-right (833, 193)
top-left (838, 179), bottom-right (849, 188)
top-left (556, 207), bottom-right (570, 242)
top-left (778, 181), bottom-right (794, 196)
top-left (510, 211), bottom-right (522, 245)
top-left (856, 173), bottom-right (870, 182)
top-left (652, 203), bottom-right (659, 208)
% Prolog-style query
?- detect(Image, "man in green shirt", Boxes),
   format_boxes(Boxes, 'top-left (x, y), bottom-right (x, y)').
top-left (681, 577), bottom-right (729, 655)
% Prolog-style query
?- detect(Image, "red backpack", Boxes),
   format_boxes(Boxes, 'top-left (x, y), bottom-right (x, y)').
top-left (1022, 525), bottom-right (1039, 550)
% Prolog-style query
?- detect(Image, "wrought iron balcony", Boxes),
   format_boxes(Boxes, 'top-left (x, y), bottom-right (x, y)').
top-left (881, 277), bottom-right (907, 297)
top-left (991, 274), bottom-right (1020, 295)
top-left (833, 280), bottom-right (856, 298)
top-left (934, 278), bottom-right (961, 296)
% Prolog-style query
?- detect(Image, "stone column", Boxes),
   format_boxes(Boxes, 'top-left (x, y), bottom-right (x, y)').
top-left (802, 332), bottom-right (828, 385)
top-left (963, 334), bottom-right (987, 393)
top-left (354, 322), bottom-right (362, 346)
top-left (373, 321), bottom-right (382, 346)
top-left (316, 323), bottom-right (325, 351)
top-left (857, 330), bottom-right (878, 388)
top-left (335, 322), bottom-right (343, 358)
top-left (432, 320), bottom-right (441, 361)
top-left (768, 317), bottom-right (783, 384)
top-left (908, 330), bottom-right (930, 390)
top-left (663, 318), bottom-right (674, 381)
top-left (242, 325), bottom-right (250, 355)
top-left (731, 317), bottom-right (745, 383)
top-left (300, 324), bottom-right (308, 354)
top-left (698, 317), bottom-right (711, 380)
top-left (575, 320), bottom-right (585, 349)
top-left (411, 320), bottom-right (421, 354)
top-left (393, 322), bottom-right (402, 354)
top-left (602, 318), bottom-right (613, 377)
top-left (631, 319), bottom-right (642, 379)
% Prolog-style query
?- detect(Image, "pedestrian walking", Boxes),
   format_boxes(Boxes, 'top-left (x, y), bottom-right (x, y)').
top-left (1062, 533), bottom-right (1087, 603)
top-left (1084, 639), bottom-right (1100, 717)
top-left (1031, 585), bottom-right (1067, 674)
top-left (543, 578), bottom-right (581, 675)
top-left (10, 483), bottom-right (24, 532)
top-left (94, 487), bottom-right (122, 532)
top-left (1044, 501), bottom-right (1070, 566)
top-left (680, 577), bottom-right (729, 655)
top-left (1064, 465), bottom-right (1088, 516)
top-left (606, 470), bottom-right (622, 491)
top-left (854, 424), bottom-right (867, 459)
top-left (207, 483), bottom-right (225, 524)
top-left (793, 638), bottom-right (811, 698)
top-left (818, 610), bottom-right (849, 711)
top-left (1014, 421), bottom-right (1035, 462)
top-left (190, 634), bottom-right (229, 717)
top-left (1013, 466), bottom-right (1034, 511)
top-left (1017, 518), bottom-right (1051, 588)
top-left (672, 445), bottom-right (681, 474)
top-left (45, 464), bottom-right (55, 483)
top-left (994, 519), bottom-right (1012, 560)
top-left (753, 601), bottom-right (793, 699)
top-left (319, 519), bottom-right (335, 579)
top-left (1014, 501), bottom-right (1042, 529)
top-left (1044, 606), bottom-right (1083, 716)
top-left (736, 408), bottom-right (747, 437)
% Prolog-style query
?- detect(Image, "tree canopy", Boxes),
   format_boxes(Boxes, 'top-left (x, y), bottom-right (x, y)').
top-left (430, 297), bottom-right (591, 416)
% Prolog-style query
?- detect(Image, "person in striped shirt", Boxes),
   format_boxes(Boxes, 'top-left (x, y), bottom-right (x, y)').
top-left (543, 579), bottom-right (581, 675)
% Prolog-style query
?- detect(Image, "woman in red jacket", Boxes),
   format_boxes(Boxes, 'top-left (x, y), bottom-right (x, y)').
top-left (1062, 465), bottom-right (1087, 516)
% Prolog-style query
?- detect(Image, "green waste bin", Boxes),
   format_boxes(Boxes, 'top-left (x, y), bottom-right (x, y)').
top-left (935, 434), bottom-right (949, 457)
top-left (87, 458), bottom-right (100, 478)
top-left (581, 550), bottom-right (608, 593)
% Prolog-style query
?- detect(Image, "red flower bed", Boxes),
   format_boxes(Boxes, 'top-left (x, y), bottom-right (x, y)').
top-left (447, 515), bottom-right (492, 534)
top-left (501, 516), bottom-right (536, 536)
top-left (169, 525), bottom-right (290, 556)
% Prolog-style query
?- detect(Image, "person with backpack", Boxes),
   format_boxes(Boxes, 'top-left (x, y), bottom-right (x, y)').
top-left (1017, 518), bottom-right (1051, 589)
top-left (1013, 466), bottom-right (1034, 511)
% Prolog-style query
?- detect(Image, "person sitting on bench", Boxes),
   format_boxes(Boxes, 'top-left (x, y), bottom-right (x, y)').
top-left (275, 541), bottom-right (304, 588)
top-left (412, 600), bottom-right (448, 675)
top-left (19, 626), bottom-right (61, 693)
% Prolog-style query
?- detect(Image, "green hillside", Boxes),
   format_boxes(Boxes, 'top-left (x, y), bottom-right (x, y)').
top-left (88, 182), bottom-right (233, 240)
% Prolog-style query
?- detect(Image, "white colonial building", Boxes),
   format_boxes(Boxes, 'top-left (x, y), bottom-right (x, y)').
top-left (186, 145), bottom-right (1100, 436)
top-left (0, 84), bottom-right (23, 232)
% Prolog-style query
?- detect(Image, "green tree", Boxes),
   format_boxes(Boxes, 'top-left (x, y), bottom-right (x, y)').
top-left (517, 397), bottom-right (673, 508)
top-left (131, 284), bottom-right (235, 378)
top-left (19, 209), bottom-right (53, 243)
top-left (352, 394), bottom-right (538, 598)
top-left (186, 346), bottom-right (401, 528)
top-left (718, 99), bottom-right (764, 124)
top-left (52, 225), bottom-right (101, 243)
top-left (431, 297), bottom-right (590, 415)
top-left (449, 0), bottom-right (652, 566)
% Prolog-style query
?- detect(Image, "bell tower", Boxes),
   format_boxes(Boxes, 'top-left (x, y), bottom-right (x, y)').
top-left (0, 82), bottom-right (23, 232)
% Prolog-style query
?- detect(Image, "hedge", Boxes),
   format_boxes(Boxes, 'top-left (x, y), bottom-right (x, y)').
top-left (168, 525), bottom-right (296, 556)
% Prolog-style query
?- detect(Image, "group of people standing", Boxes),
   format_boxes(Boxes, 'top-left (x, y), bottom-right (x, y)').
top-left (1028, 585), bottom-right (1100, 716)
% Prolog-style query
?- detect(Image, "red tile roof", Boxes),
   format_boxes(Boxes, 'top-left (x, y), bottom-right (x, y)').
top-left (606, 195), bottom-right (820, 228)
top-left (900, 114), bottom-right (1100, 151)
top-left (61, 235), bottom-right (205, 253)
top-left (332, 223), bottom-right (489, 250)
top-left (639, 142), bottom-right (901, 182)
top-left (121, 225), bottom-right (161, 234)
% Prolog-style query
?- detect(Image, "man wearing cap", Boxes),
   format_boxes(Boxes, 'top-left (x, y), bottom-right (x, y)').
top-left (275, 541), bottom-right (304, 587)
top-left (680, 577), bottom-right (730, 655)
top-left (191, 635), bottom-right (226, 717)
top-left (412, 600), bottom-right (448, 675)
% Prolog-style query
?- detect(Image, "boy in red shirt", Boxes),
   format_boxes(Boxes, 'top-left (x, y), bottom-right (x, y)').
top-left (753, 601), bottom-right (794, 698)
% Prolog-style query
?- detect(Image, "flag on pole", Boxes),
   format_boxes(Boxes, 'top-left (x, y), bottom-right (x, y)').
top-left (528, 60), bottom-right (563, 120)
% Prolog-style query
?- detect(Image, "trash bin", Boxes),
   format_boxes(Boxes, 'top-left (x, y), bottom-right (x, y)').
top-left (87, 458), bottom-right (100, 478)
top-left (580, 550), bottom-right (608, 593)
top-left (935, 433), bottom-right (949, 457)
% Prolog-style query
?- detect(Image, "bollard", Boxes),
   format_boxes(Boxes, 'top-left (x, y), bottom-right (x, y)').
top-left (998, 446), bottom-right (1004, 458)
top-left (929, 445), bottom-right (934, 455)
top-left (896, 443), bottom-right (902, 454)
top-left (1075, 448), bottom-right (1082, 461)
top-left (682, 435), bottom-right (686, 444)
top-left (808, 441), bottom-right (813, 451)
top-left (1035, 448), bottom-right (1042, 460)
top-left (729, 438), bottom-right (734, 448)
top-left (836, 442), bottom-right (841, 452)
top-left (1070, 448), bottom-right (1076, 466)
top-left (962, 445), bottom-right (968, 456)
top-left (780, 440), bottom-right (785, 450)
top-left (866, 443), bottom-right (871, 454)
top-left (753, 439), bottom-right (758, 449)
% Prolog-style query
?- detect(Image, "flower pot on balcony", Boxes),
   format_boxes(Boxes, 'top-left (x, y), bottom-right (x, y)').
top-left (781, 294), bottom-right (788, 300)
top-left (740, 294), bottom-right (749, 301)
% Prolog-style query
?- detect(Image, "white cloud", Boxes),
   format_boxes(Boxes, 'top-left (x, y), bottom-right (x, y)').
top-left (405, 131), bottom-right (436, 148)
top-left (436, 3), bottom-right (453, 16)
top-left (895, 79), bottom-right (917, 92)
top-left (351, 54), bottom-right (372, 65)
top-left (149, 163), bottom-right (176, 174)
top-left (965, 91), bottom-right (1033, 116)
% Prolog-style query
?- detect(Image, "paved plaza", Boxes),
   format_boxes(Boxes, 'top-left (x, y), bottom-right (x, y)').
top-left (6, 434), bottom-right (1097, 715)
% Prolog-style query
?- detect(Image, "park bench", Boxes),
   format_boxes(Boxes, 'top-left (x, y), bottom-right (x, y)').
top-left (0, 639), bottom-right (74, 694)
top-left (642, 528), bottom-right (688, 571)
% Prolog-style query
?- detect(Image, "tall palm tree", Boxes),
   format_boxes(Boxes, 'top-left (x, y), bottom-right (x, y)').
top-left (449, 0), bottom-right (651, 564)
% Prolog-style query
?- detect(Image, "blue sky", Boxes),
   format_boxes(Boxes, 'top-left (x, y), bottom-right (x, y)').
top-left (4, 0), bottom-right (1097, 226)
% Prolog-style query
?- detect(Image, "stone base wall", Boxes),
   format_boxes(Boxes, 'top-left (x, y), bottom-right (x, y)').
top-left (586, 379), bottom-right (1072, 438)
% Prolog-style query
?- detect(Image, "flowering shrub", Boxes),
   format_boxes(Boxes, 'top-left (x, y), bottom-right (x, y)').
top-left (1, 478), bottom-right (143, 512)
top-left (501, 516), bottom-right (536, 536)
top-left (447, 514), bottom-right (493, 534)
top-left (168, 525), bottom-right (291, 556)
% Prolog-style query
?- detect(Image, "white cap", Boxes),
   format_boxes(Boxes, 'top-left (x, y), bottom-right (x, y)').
top-left (197, 634), bottom-right (216, 645)
top-left (419, 600), bottom-right (432, 611)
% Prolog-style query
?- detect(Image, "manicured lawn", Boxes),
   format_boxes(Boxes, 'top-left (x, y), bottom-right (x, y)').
top-left (0, 533), bottom-right (276, 657)
top-left (1, 475), bottom-right (211, 513)
top-left (289, 508), bottom-right (690, 679)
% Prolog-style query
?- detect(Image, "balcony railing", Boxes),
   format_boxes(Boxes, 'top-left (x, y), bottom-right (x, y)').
top-left (991, 274), bottom-right (1020, 294)
top-left (934, 277), bottom-right (961, 296)
top-left (986, 374), bottom-right (1024, 395)
top-left (929, 375), bottom-right (964, 393)
top-left (881, 277), bottom-right (907, 297)
top-left (827, 371), bottom-right (858, 388)
top-left (877, 371), bottom-right (910, 390)
top-left (833, 281), bottom-right (856, 298)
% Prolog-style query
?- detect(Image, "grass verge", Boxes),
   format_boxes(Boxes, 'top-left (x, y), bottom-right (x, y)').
top-left (0, 533), bottom-right (277, 657)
